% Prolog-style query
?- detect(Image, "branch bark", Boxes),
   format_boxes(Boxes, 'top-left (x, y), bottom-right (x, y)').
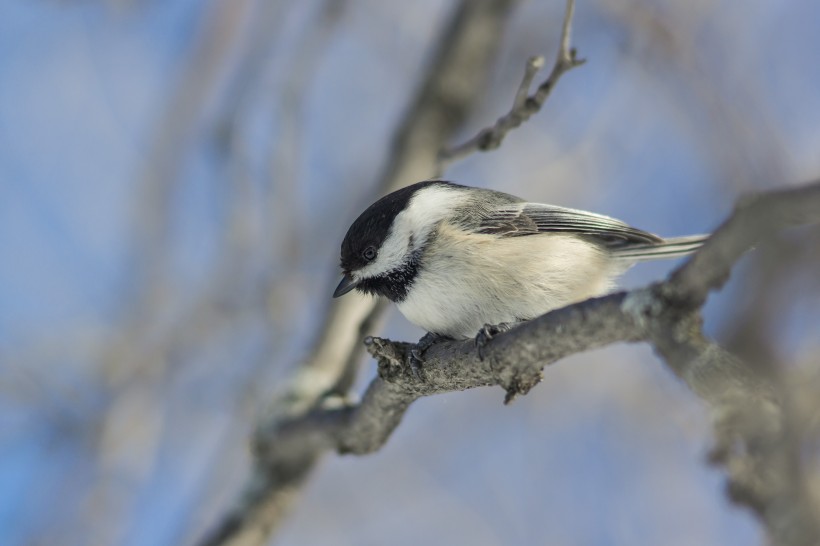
top-left (253, 179), bottom-right (820, 546)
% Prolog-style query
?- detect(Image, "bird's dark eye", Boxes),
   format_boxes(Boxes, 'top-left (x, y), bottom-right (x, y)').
top-left (362, 246), bottom-right (377, 262)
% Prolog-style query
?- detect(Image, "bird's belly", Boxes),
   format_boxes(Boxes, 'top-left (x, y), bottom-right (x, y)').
top-left (397, 265), bottom-right (569, 339)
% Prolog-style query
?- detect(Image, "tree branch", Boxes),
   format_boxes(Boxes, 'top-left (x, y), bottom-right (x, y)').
top-left (438, 0), bottom-right (586, 166)
top-left (665, 182), bottom-right (820, 306)
top-left (253, 179), bottom-right (820, 546)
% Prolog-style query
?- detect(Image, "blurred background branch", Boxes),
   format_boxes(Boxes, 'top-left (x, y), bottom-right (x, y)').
top-left (199, 1), bottom-right (519, 544)
top-left (438, 0), bottom-right (584, 166)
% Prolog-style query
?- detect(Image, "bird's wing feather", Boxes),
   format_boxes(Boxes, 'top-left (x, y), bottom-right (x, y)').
top-left (475, 202), bottom-right (663, 247)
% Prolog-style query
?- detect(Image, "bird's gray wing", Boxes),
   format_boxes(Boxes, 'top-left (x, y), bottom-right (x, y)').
top-left (475, 202), bottom-right (663, 247)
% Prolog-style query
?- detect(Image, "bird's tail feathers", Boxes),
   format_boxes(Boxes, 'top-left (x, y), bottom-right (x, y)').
top-left (611, 234), bottom-right (710, 261)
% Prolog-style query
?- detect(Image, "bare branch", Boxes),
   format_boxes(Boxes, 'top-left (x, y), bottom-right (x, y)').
top-left (665, 182), bottom-right (820, 306)
top-left (650, 323), bottom-right (819, 546)
top-left (513, 56), bottom-right (545, 109)
top-left (439, 0), bottom-right (586, 166)
top-left (252, 179), bottom-right (820, 546)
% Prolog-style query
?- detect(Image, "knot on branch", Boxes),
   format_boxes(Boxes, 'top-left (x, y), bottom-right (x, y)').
top-left (561, 47), bottom-right (586, 69)
top-left (500, 372), bottom-right (543, 405)
top-left (364, 336), bottom-right (417, 383)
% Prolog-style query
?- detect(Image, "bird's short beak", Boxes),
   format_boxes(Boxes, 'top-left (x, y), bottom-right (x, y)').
top-left (333, 274), bottom-right (359, 298)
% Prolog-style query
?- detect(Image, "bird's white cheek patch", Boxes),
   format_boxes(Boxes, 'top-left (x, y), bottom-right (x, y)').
top-left (355, 185), bottom-right (469, 281)
top-left (355, 229), bottom-right (408, 280)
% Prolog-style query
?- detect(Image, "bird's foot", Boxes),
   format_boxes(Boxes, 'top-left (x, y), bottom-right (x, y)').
top-left (409, 332), bottom-right (448, 380)
top-left (475, 322), bottom-right (517, 361)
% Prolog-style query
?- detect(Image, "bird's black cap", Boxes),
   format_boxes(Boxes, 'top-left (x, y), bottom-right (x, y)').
top-left (339, 180), bottom-right (444, 274)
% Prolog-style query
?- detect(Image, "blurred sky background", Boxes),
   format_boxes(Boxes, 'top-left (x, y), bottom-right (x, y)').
top-left (1, 0), bottom-right (820, 545)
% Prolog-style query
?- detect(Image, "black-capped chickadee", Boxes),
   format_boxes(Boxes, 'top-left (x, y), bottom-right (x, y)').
top-left (334, 180), bottom-right (707, 342)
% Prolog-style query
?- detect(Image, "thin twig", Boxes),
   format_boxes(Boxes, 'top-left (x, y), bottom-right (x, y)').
top-left (438, 0), bottom-right (586, 166)
top-left (514, 56), bottom-right (545, 108)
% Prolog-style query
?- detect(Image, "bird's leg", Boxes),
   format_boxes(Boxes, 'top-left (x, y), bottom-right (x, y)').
top-left (475, 322), bottom-right (518, 361)
top-left (409, 332), bottom-right (449, 380)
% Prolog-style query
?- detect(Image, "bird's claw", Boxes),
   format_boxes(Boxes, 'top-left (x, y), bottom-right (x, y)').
top-left (475, 322), bottom-right (515, 361)
top-left (409, 348), bottom-right (425, 380)
top-left (407, 332), bottom-right (447, 380)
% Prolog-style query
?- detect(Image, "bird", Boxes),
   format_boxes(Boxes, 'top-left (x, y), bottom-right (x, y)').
top-left (333, 180), bottom-right (707, 356)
